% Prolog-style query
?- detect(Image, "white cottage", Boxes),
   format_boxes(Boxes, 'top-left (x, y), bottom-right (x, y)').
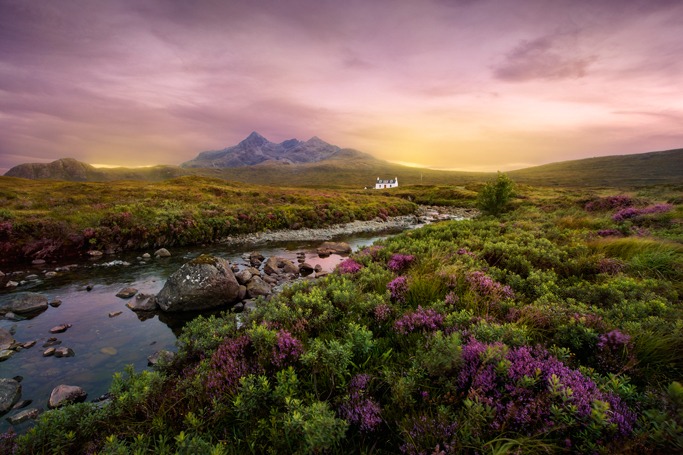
top-left (375, 177), bottom-right (398, 189)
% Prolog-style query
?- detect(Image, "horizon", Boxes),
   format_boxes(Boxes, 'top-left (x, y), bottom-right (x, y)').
top-left (1, 1), bottom-right (682, 174)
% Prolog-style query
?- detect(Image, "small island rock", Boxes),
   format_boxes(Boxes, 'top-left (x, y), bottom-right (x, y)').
top-left (0, 378), bottom-right (21, 414)
top-left (48, 385), bottom-right (87, 409)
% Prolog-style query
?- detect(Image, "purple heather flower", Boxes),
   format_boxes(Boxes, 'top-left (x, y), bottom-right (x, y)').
top-left (456, 339), bottom-right (636, 439)
top-left (597, 229), bottom-right (622, 237)
top-left (339, 374), bottom-right (382, 433)
top-left (585, 195), bottom-right (633, 212)
top-left (457, 248), bottom-right (476, 257)
top-left (466, 271), bottom-right (514, 302)
top-left (394, 306), bottom-right (444, 334)
top-left (399, 413), bottom-right (457, 455)
top-left (444, 292), bottom-right (459, 306)
top-left (388, 276), bottom-right (409, 303)
top-left (374, 303), bottom-right (393, 322)
top-left (206, 335), bottom-right (261, 399)
top-left (272, 330), bottom-right (303, 367)
top-left (337, 258), bottom-right (363, 274)
top-left (387, 253), bottom-right (415, 272)
top-left (596, 330), bottom-right (634, 374)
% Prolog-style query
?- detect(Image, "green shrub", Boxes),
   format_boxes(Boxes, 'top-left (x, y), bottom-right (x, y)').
top-left (477, 172), bottom-right (516, 215)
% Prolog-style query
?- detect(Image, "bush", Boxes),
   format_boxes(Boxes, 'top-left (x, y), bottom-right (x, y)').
top-left (477, 172), bottom-right (516, 215)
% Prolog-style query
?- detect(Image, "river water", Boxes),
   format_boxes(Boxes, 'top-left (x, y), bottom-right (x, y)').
top-left (0, 231), bottom-right (400, 434)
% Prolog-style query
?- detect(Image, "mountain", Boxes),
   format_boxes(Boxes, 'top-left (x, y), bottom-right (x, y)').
top-left (4, 158), bottom-right (190, 182)
top-left (4, 158), bottom-right (106, 181)
top-left (4, 143), bottom-right (682, 188)
top-left (180, 132), bottom-right (377, 168)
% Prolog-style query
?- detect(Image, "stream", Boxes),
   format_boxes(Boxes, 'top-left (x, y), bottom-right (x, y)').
top-left (0, 230), bottom-right (404, 434)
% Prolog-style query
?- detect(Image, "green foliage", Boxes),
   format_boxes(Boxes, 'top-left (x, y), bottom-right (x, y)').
top-left (477, 172), bottom-right (516, 215)
top-left (11, 184), bottom-right (683, 454)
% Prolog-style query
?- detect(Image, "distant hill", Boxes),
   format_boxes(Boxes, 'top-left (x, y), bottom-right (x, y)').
top-left (181, 132), bottom-right (377, 168)
top-left (509, 148), bottom-right (683, 187)
top-left (4, 158), bottom-right (190, 182)
top-left (4, 143), bottom-right (682, 188)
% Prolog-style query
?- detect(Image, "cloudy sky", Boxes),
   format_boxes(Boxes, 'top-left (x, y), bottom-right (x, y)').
top-left (1, 0), bottom-right (682, 173)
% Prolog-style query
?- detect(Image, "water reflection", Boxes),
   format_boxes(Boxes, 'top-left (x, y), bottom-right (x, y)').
top-left (0, 230), bottom-right (398, 433)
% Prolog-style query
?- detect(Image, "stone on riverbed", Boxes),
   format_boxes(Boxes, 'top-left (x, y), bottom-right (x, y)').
top-left (147, 350), bottom-right (174, 367)
top-left (0, 328), bottom-right (14, 350)
top-left (48, 385), bottom-right (87, 409)
top-left (0, 292), bottom-right (48, 315)
top-left (246, 276), bottom-right (271, 297)
top-left (316, 241), bottom-right (352, 257)
top-left (0, 350), bottom-right (14, 361)
top-left (126, 295), bottom-right (157, 312)
top-left (49, 324), bottom-right (72, 334)
top-left (155, 255), bottom-right (241, 312)
top-left (54, 347), bottom-right (75, 358)
top-left (116, 287), bottom-right (138, 299)
top-left (0, 378), bottom-right (21, 414)
top-left (6, 407), bottom-right (40, 424)
top-left (154, 248), bottom-right (171, 258)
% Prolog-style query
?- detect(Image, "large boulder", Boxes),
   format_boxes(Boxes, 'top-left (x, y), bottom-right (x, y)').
top-left (155, 255), bottom-right (241, 312)
top-left (0, 378), bottom-right (21, 414)
top-left (0, 292), bottom-right (49, 315)
top-left (48, 384), bottom-right (87, 409)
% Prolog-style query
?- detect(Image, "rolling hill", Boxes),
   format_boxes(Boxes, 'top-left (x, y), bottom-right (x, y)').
top-left (4, 137), bottom-right (682, 188)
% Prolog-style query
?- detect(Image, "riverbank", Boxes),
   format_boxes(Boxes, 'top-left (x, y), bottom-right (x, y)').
top-left (223, 205), bottom-right (479, 245)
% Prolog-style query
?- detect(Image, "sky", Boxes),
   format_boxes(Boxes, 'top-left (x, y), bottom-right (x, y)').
top-left (1, 0), bottom-right (682, 174)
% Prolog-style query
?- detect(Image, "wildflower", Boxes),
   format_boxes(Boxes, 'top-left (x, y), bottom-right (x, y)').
top-left (584, 195), bottom-right (633, 212)
top-left (394, 306), bottom-right (444, 334)
top-left (466, 271), bottom-right (514, 302)
top-left (387, 253), bottom-right (415, 272)
top-left (339, 374), bottom-right (382, 433)
top-left (337, 258), bottom-right (363, 274)
top-left (206, 335), bottom-right (261, 399)
top-left (374, 303), bottom-right (392, 322)
top-left (272, 330), bottom-right (303, 367)
top-left (388, 276), bottom-right (409, 303)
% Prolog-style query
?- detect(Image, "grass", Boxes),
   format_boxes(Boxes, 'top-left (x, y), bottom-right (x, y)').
top-left (3, 177), bottom-right (683, 454)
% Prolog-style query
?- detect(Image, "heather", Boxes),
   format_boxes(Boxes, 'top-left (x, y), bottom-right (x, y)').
top-left (0, 176), bottom-right (415, 264)
top-left (6, 184), bottom-right (683, 454)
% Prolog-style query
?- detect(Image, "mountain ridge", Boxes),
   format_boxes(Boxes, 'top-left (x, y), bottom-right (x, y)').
top-left (3, 134), bottom-right (682, 188)
top-left (180, 132), bottom-right (377, 168)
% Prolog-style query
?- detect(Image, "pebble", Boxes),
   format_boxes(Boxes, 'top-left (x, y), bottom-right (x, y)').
top-left (50, 324), bottom-right (72, 334)
top-left (0, 350), bottom-right (14, 361)
top-left (54, 347), bottom-right (75, 358)
top-left (43, 347), bottom-right (56, 357)
top-left (108, 311), bottom-right (122, 318)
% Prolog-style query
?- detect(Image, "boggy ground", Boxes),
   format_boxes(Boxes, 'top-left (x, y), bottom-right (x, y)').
top-left (3, 183), bottom-right (682, 454)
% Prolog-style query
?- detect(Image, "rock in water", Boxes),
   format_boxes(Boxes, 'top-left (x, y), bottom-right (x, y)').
top-left (0, 378), bottom-right (21, 414)
top-left (154, 248), bottom-right (171, 258)
top-left (6, 408), bottom-right (40, 424)
top-left (316, 241), bottom-right (352, 257)
top-left (0, 328), bottom-right (14, 351)
top-left (0, 292), bottom-right (48, 315)
top-left (116, 287), bottom-right (138, 299)
top-left (155, 255), bottom-right (241, 312)
top-left (246, 276), bottom-right (271, 297)
top-left (54, 347), bottom-right (75, 358)
top-left (147, 350), bottom-right (175, 366)
top-left (48, 385), bottom-right (87, 409)
top-left (49, 324), bottom-right (72, 334)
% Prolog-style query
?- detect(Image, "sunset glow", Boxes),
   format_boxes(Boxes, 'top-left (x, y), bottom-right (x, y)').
top-left (1, 0), bottom-right (682, 173)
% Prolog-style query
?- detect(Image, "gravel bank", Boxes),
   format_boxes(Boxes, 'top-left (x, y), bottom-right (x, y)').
top-left (221, 206), bottom-right (478, 246)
